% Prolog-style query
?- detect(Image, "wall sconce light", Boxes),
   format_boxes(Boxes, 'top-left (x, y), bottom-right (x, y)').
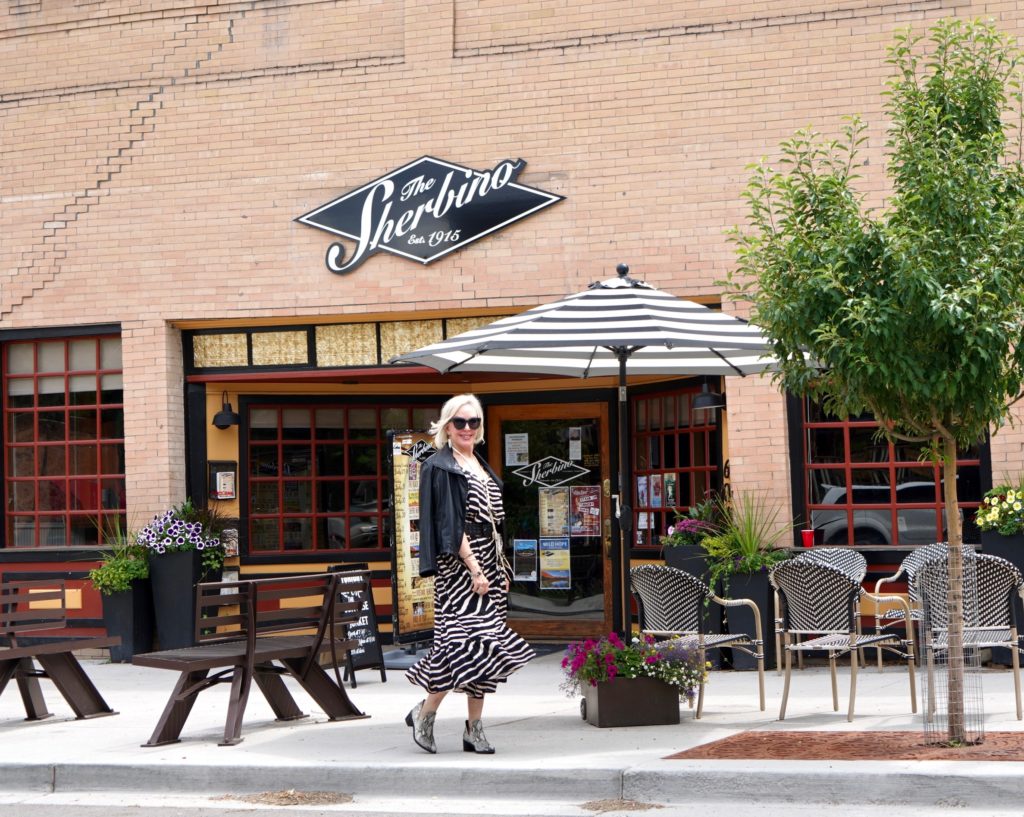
top-left (692, 382), bottom-right (726, 412)
top-left (212, 391), bottom-right (240, 430)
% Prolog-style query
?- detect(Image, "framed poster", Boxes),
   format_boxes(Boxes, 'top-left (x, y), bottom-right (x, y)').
top-left (569, 485), bottom-right (601, 536)
top-left (388, 430), bottom-right (437, 644)
top-left (513, 539), bottom-right (538, 581)
top-left (539, 537), bottom-right (571, 590)
top-left (539, 486), bottom-right (570, 537)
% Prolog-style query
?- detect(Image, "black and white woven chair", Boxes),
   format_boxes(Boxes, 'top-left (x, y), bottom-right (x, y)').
top-left (916, 552), bottom-right (1024, 720)
top-left (630, 564), bottom-right (765, 719)
top-left (797, 547), bottom-right (868, 581)
top-left (770, 559), bottom-right (917, 721)
top-left (873, 542), bottom-right (952, 671)
top-left (772, 548), bottom-right (869, 673)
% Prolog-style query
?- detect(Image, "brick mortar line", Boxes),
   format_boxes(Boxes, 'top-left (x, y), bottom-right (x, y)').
top-left (454, 0), bottom-right (952, 58)
top-left (0, 0), bottom-right (338, 41)
top-left (0, 53), bottom-right (404, 106)
top-left (1, 12), bottom-right (241, 320)
top-left (2, 0), bottom-right (953, 107)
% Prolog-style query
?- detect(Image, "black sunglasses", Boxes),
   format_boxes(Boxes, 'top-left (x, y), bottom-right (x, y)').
top-left (450, 416), bottom-right (481, 430)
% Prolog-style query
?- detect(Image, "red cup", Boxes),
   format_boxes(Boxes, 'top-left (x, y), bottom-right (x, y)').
top-left (801, 529), bottom-right (815, 548)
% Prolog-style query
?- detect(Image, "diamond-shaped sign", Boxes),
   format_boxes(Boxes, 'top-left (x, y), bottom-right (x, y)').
top-left (296, 156), bottom-right (563, 275)
top-left (513, 456), bottom-right (589, 488)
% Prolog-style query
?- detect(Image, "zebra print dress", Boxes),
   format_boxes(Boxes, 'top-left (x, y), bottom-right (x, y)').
top-left (406, 470), bottom-right (535, 698)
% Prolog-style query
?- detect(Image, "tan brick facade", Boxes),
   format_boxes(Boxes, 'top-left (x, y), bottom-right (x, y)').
top-left (1, 0), bottom-right (1020, 544)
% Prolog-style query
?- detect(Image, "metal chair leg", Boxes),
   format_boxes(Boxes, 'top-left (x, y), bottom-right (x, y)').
top-left (1011, 635), bottom-right (1022, 721)
top-left (829, 653), bottom-right (839, 712)
top-left (779, 636), bottom-right (792, 721)
top-left (847, 645), bottom-right (858, 722)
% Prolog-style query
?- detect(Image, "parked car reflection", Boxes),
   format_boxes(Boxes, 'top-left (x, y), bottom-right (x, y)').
top-left (811, 481), bottom-right (948, 546)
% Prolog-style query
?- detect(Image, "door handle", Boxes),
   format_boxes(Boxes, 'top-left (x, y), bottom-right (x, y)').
top-left (603, 518), bottom-right (612, 557)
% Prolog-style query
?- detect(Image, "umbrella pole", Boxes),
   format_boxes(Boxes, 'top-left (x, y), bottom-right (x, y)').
top-left (616, 353), bottom-right (632, 637)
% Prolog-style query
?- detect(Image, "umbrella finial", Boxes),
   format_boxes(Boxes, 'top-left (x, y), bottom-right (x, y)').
top-left (616, 263), bottom-right (629, 278)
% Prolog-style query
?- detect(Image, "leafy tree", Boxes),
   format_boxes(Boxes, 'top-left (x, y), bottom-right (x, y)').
top-left (728, 18), bottom-right (1024, 742)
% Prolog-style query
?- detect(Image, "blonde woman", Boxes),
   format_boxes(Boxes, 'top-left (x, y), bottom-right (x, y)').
top-left (405, 394), bottom-right (534, 753)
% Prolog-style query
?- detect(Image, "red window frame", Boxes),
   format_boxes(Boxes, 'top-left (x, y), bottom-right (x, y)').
top-left (802, 399), bottom-right (982, 547)
top-left (246, 402), bottom-right (435, 554)
top-left (632, 387), bottom-right (720, 548)
top-left (2, 335), bottom-right (126, 548)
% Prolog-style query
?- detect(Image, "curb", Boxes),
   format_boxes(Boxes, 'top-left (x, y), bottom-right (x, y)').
top-left (5, 759), bottom-right (1024, 808)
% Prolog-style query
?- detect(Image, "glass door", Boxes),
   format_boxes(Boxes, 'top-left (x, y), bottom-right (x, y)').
top-left (486, 402), bottom-right (612, 640)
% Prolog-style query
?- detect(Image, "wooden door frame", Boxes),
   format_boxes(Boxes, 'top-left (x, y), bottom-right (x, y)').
top-left (486, 401), bottom-right (612, 640)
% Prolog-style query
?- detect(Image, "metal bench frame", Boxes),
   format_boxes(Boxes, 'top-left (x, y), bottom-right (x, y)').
top-left (0, 578), bottom-right (120, 722)
top-left (132, 570), bottom-right (369, 746)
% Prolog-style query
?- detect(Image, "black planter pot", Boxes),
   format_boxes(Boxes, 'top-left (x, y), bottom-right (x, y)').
top-left (101, 578), bottom-right (154, 662)
top-left (663, 544), bottom-right (710, 583)
top-left (980, 530), bottom-right (1024, 666)
top-left (149, 550), bottom-right (221, 650)
top-left (721, 570), bottom-right (775, 671)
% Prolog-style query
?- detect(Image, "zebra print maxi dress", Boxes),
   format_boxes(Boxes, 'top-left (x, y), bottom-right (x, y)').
top-left (406, 469), bottom-right (535, 698)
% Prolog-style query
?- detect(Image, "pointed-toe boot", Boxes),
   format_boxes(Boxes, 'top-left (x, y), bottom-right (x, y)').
top-left (405, 700), bottom-right (437, 754)
top-left (462, 719), bottom-right (495, 754)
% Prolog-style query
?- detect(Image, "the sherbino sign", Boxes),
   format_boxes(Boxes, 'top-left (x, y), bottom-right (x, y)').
top-left (296, 156), bottom-right (563, 274)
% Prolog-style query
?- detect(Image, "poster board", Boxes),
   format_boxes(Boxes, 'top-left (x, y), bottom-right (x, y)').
top-left (388, 430), bottom-right (437, 645)
top-left (331, 565), bottom-right (385, 686)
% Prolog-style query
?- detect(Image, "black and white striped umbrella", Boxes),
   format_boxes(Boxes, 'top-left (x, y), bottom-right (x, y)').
top-left (390, 264), bottom-right (778, 634)
top-left (390, 266), bottom-right (775, 377)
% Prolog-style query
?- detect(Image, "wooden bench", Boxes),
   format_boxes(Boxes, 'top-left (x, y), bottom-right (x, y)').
top-left (132, 570), bottom-right (370, 746)
top-left (0, 578), bottom-right (120, 721)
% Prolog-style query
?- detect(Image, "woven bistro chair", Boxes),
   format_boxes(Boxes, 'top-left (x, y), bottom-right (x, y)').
top-left (770, 559), bottom-right (917, 721)
top-left (916, 552), bottom-right (1024, 720)
top-left (630, 564), bottom-right (765, 719)
top-left (873, 542), bottom-right (951, 671)
top-left (772, 547), bottom-right (868, 673)
top-left (798, 547), bottom-right (868, 581)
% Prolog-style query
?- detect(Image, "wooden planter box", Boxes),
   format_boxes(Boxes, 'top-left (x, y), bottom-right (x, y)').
top-left (580, 676), bottom-right (680, 727)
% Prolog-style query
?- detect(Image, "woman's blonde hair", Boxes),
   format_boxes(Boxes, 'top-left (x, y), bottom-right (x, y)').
top-left (430, 393), bottom-right (485, 449)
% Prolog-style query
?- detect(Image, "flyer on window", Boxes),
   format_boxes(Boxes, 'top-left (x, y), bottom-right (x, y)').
top-left (568, 426), bottom-right (582, 461)
top-left (651, 474), bottom-right (663, 508)
top-left (504, 432), bottom-right (529, 465)
top-left (539, 486), bottom-right (570, 537)
top-left (539, 537), bottom-right (571, 590)
top-left (569, 485), bottom-right (601, 536)
top-left (663, 473), bottom-right (677, 508)
top-left (636, 475), bottom-right (649, 508)
top-left (513, 538), bottom-right (538, 581)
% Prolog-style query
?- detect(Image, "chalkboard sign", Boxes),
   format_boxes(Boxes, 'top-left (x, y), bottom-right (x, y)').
top-left (331, 566), bottom-right (386, 687)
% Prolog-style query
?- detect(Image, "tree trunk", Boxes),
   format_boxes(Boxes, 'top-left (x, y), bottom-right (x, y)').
top-left (942, 435), bottom-right (966, 743)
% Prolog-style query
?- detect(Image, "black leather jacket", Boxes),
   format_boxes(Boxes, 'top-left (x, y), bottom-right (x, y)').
top-left (417, 445), bottom-right (503, 578)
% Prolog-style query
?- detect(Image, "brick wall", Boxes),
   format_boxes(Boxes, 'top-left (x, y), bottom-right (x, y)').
top-left (1, 0), bottom-right (1021, 518)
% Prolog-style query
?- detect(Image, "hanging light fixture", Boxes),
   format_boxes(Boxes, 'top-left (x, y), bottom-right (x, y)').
top-left (212, 391), bottom-right (241, 429)
top-left (692, 381), bottom-right (726, 412)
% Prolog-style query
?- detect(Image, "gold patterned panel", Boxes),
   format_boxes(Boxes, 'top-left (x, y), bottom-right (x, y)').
top-left (315, 324), bottom-right (378, 367)
top-left (445, 315), bottom-right (511, 338)
top-left (192, 333), bottom-right (248, 368)
top-left (251, 331), bottom-right (308, 366)
top-left (379, 320), bottom-right (443, 364)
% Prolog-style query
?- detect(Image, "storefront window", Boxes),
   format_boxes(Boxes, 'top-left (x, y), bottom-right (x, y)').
top-left (2, 336), bottom-right (125, 547)
top-left (632, 387), bottom-right (721, 548)
top-left (803, 399), bottom-right (982, 546)
top-left (246, 402), bottom-right (430, 553)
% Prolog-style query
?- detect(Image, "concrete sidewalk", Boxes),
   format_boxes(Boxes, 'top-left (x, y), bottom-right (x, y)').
top-left (1, 653), bottom-right (1023, 809)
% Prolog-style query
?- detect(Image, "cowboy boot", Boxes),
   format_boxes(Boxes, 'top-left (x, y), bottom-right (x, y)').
top-left (462, 719), bottom-right (495, 754)
top-left (405, 700), bottom-right (437, 754)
